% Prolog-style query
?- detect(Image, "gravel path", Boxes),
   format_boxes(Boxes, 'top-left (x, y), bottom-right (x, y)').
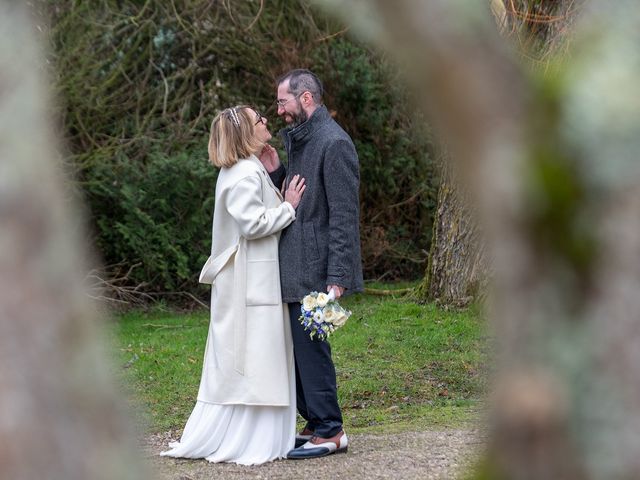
top-left (142, 428), bottom-right (483, 480)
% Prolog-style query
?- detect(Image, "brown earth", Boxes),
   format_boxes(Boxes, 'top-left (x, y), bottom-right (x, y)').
top-left (141, 428), bottom-right (484, 480)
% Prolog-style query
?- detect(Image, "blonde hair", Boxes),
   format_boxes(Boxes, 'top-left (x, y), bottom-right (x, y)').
top-left (208, 105), bottom-right (264, 168)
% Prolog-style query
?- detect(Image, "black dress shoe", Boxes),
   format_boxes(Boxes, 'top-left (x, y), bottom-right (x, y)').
top-left (287, 431), bottom-right (348, 459)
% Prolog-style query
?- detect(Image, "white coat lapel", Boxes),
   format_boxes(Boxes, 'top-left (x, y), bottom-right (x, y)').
top-left (249, 155), bottom-right (283, 201)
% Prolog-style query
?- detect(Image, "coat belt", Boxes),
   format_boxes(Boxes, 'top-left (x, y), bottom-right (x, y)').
top-left (199, 239), bottom-right (248, 376)
top-left (232, 237), bottom-right (247, 375)
top-left (198, 243), bottom-right (239, 284)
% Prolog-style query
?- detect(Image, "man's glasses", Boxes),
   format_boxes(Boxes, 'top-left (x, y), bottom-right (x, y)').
top-left (275, 92), bottom-right (305, 108)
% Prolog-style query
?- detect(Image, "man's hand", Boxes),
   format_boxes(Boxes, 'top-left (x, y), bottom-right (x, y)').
top-left (327, 285), bottom-right (345, 299)
top-left (259, 144), bottom-right (280, 172)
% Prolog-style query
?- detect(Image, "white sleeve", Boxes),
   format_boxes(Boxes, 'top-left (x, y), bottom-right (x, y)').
top-left (225, 175), bottom-right (296, 240)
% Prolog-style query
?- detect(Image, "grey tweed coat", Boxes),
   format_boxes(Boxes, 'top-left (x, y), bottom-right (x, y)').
top-left (271, 105), bottom-right (364, 303)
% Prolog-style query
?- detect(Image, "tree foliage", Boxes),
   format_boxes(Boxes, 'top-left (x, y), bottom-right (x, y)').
top-left (42, 0), bottom-right (438, 297)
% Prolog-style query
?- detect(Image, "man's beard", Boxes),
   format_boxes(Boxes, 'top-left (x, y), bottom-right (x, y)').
top-left (288, 102), bottom-right (308, 128)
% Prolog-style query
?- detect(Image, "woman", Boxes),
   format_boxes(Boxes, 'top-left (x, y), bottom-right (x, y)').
top-left (161, 105), bottom-right (305, 465)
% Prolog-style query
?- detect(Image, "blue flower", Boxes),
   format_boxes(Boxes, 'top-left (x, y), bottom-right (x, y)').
top-left (298, 290), bottom-right (351, 341)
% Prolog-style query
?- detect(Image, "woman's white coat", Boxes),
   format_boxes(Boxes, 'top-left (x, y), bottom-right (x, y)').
top-left (198, 155), bottom-right (296, 406)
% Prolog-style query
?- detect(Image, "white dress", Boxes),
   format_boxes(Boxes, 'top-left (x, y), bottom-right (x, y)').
top-left (160, 354), bottom-right (295, 465)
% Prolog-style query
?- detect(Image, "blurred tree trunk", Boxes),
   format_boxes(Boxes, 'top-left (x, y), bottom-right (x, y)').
top-left (416, 0), bottom-right (577, 306)
top-left (0, 4), bottom-right (146, 480)
top-left (317, 0), bottom-right (640, 478)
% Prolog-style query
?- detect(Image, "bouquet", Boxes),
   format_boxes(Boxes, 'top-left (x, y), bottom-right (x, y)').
top-left (298, 289), bottom-right (351, 341)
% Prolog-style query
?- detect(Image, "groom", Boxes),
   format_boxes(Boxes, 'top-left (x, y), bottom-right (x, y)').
top-left (261, 69), bottom-right (363, 459)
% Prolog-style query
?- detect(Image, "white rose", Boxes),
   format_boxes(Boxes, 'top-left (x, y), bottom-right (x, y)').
top-left (323, 307), bottom-right (337, 324)
top-left (302, 295), bottom-right (317, 311)
top-left (316, 292), bottom-right (329, 308)
top-left (332, 308), bottom-right (350, 327)
top-left (313, 309), bottom-right (325, 324)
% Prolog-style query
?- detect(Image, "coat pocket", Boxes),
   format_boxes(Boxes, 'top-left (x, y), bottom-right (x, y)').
top-left (246, 259), bottom-right (280, 306)
top-left (302, 221), bottom-right (320, 261)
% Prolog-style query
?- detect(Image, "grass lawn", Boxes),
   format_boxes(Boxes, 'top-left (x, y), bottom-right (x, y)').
top-left (109, 287), bottom-right (487, 434)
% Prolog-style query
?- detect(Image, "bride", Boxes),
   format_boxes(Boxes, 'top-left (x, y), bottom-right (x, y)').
top-left (161, 105), bottom-right (305, 465)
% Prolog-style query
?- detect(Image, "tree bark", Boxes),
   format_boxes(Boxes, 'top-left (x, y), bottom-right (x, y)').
top-left (416, 157), bottom-right (487, 306)
top-left (316, 0), bottom-right (640, 478)
top-left (0, 4), bottom-right (146, 480)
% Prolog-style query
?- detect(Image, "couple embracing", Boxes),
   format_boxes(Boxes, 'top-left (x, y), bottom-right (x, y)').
top-left (161, 69), bottom-right (363, 465)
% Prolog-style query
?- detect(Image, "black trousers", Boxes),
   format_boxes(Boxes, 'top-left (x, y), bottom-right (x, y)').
top-left (288, 302), bottom-right (343, 438)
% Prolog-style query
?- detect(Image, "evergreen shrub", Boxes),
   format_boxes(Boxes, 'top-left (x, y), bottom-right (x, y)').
top-left (45, 0), bottom-right (439, 299)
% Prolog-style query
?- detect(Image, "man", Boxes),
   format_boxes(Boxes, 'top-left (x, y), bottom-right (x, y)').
top-left (259, 69), bottom-right (363, 459)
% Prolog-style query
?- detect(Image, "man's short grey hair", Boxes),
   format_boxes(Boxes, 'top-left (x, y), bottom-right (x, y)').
top-left (277, 69), bottom-right (324, 104)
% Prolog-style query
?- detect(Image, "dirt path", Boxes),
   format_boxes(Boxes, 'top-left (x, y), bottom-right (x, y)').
top-left (142, 428), bottom-right (483, 480)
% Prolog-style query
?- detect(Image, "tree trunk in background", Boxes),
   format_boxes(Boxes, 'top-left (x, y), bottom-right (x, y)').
top-left (0, 4), bottom-right (146, 480)
top-left (417, 0), bottom-right (577, 307)
top-left (415, 157), bottom-right (487, 306)
top-left (318, 0), bottom-right (640, 478)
